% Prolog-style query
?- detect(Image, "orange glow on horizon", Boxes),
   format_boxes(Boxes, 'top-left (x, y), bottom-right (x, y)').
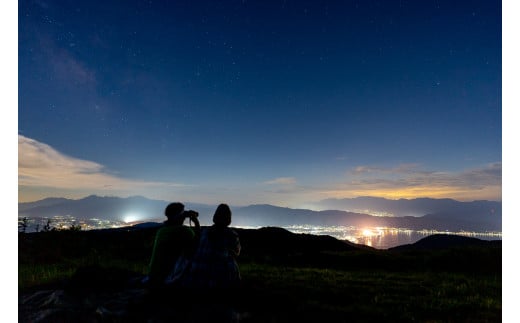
top-left (322, 185), bottom-right (501, 202)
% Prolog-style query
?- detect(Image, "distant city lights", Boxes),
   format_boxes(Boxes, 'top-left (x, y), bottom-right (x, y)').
top-left (278, 224), bottom-right (502, 249)
top-left (18, 216), bottom-right (502, 249)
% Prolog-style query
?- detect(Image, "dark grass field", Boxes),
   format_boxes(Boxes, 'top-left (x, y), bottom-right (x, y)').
top-left (18, 226), bottom-right (501, 322)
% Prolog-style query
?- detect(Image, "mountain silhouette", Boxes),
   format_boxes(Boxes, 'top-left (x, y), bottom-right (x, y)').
top-left (388, 234), bottom-right (501, 251)
top-left (19, 195), bottom-right (501, 231)
top-left (316, 196), bottom-right (501, 230)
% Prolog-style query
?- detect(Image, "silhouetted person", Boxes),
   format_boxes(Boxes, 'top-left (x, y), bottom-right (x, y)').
top-left (146, 202), bottom-right (200, 288)
top-left (178, 203), bottom-right (241, 322)
top-left (186, 203), bottom-right (241, 291)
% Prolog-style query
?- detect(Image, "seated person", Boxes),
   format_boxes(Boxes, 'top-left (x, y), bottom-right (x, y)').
top-left (146, 202), bottom-right (200, 287)
top-left (183, 203), bottom-right (241, 291)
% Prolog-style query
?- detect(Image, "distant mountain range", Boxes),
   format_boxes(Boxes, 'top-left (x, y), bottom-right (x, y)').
top-left (315, 196), bottom-right (501, 221)
top-left (18, 195), bottom-right (501, 231)
top-left (18, 195), bottom-right (217, 224)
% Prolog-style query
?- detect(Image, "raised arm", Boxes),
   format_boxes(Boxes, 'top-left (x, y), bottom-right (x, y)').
top-left (190, 215), bottom-right (201, 238)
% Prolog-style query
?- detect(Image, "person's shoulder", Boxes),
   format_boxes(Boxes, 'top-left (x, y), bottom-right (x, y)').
top-left (157, 224), bottom-right (187, 234)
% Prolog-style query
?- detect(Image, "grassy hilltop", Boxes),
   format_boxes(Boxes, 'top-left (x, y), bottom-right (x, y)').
top-left (18, 226), bottom-right (501, 322)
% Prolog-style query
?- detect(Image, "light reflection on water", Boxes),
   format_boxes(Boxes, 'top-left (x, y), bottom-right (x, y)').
top-left (277, 225), bottom-right (502, 249)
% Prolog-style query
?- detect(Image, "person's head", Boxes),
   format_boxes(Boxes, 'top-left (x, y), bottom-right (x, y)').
top-left (213, 203), bottom-right (232, 227)
top-left (164, 202), bottom-right (185, 225)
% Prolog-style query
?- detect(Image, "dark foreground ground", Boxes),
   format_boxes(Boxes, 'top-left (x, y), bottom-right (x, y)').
top-left (19, 226), bottom-right (501, 322)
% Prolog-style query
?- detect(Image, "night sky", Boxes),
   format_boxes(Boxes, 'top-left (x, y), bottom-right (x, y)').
top-left (18, 0), bottom-right (502, 207)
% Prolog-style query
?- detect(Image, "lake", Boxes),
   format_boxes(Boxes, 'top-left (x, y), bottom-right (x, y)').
top-left (276, 225), bottom-right (501, 249)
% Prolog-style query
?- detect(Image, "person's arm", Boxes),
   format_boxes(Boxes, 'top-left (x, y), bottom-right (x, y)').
top-left (189, 214), bottom-right (201, 238)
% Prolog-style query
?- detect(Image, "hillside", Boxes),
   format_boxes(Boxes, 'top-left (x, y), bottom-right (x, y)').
top-left (18, 225), bottom-right (501, 322)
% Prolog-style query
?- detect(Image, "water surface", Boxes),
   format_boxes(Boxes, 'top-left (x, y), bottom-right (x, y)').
top-left (278, 225), bottom-right (502, 249)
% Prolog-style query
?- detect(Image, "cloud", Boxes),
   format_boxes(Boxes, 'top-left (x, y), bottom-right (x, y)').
top-left (255, 163), bottom-right (501, 207)
top-left (350, 163), bottom-right (428, 175)
top-left (18, 135), bottom-right (183, 192)
top-left (263, 177), bottom-right (297, 185)
top-left (457, 162), bottom-right (501, 186)
top-left (326, 163), bottom-right (502, 201)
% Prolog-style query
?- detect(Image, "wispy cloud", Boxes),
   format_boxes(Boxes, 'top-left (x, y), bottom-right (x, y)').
top-left (250, 163), bottom-right (501, 208)
top-left (324, 163), bottom-right (502, 201)
top-left (263, 177), bottom-right (297, 185)
top-left (350, 163), bottom-right (430, 175)
top-left (18, 135), bottom-right (183, 192)
top-left (349, 163), bottom-right (501, 187)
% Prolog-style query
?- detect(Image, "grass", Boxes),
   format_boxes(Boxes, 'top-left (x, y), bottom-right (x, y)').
top-left (238, 263), bottom-right (501, 322)
top-left (19, 259), bottom-right (149, 291)
top-left (18, 228), bottom-right (501, 322)
top-left (19, 264), bottom-right (77, 289)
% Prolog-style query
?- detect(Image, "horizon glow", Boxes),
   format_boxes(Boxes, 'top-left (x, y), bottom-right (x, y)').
top-left (123, 213), bottom-right (142, 223)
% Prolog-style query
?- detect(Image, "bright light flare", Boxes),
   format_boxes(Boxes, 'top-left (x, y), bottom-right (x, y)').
top-left (362, 229), bottom-right (374, 237)
top-left (123, 213), bottom-right (141, 223)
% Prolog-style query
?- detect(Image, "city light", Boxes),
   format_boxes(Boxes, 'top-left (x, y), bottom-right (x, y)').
top-left (362, 229), bottom-right (374, 237)
top-left (123, 213), bottom-right (141, 223)
top-left (19, 216), bottom-right (502, 249)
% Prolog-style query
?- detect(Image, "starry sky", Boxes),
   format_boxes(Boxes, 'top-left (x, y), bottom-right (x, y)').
top-left (18, 0), bottom-right (502, 207)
